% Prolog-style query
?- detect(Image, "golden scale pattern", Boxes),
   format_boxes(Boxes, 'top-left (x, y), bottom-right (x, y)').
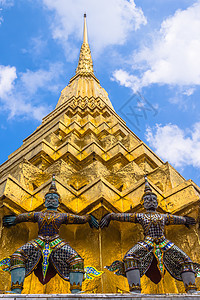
top-left (0, 15), bottom-right (200, 294)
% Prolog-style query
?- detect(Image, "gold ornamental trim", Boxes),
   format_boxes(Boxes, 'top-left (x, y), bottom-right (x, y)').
top-left (185, 282), bottom-right (197, 292)
top-left (129, 283), bottom-right (142, 292)
top-left (70, 282), bottom-right (82, 291)
top-left (11, 281), bottom-right (24, 291)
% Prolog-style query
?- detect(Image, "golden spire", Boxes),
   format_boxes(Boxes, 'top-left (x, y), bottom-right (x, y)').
top-left (56, 14), bottom-right (114, 110)
top-left (75, 13), bottom-right (94, 75)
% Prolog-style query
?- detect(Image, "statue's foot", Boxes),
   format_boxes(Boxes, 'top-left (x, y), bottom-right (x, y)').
top-left (10, 288), bottom-right (22, 294)
top-left (130, 290), bottom-right (141, 294)
top-left (71, 289), bottom-right (84, 294)
top-left (187, 290), bottom-right (200, 294)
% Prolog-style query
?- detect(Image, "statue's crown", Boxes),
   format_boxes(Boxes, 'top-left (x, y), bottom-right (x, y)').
top-left (144, 175), bottom-right (152, 194)
top-left (45, 174), bottom-right (60, 198)
top-left (142, 175), bottom-right (157, 200)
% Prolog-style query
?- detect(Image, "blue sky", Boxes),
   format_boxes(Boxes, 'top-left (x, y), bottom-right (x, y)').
top-left (1, 0), bottom-right (200, 186)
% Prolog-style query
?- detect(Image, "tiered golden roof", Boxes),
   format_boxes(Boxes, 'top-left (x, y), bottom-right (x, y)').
top-left (0, 15), bottom-right (200, 294)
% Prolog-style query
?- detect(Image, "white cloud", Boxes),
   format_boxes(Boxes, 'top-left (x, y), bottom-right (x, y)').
top-left (112, 69), bottom-right (141, 93)
top-left (22, 36), bottom-right (47, 57)
top-left (0, 0), bottom-right (14, 24)
top-left (146, 123), bottom-right (200, 169)
top-left (0, 0), bottom-right (14, 7)
top-left (0, 65), bottom-right (17, 97)
top-left (0, 63), bottom-right (64, 121)
top-left (20, 63), bottom-right (63, 94)
top-left (183, 88), bottom-right (195, 96)
top-left (41, 0), bottom-right (147, 54)
top-left (112, 1), bottom-right (200, 93)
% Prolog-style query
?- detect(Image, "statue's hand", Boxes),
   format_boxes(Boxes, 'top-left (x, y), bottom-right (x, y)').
top-left (184, 216), bottom-right (196, 228)
top-left (3, 215), bottom-right (16, 227)
top-left (89, 215), bottom-right (99, 229)
top-left (100, 213), bottom-right (112, 228)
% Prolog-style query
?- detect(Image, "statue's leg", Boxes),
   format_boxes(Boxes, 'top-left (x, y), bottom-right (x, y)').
top-left (51, 243), bottom-right (85, 293)
top-left (69, 272), bottom-right (84, 294)
top-left (10, 251), bottom-right (26, 293)
top-left (68, 254), bottom-right (84, 293)
top-left (124, 257), bottom-right (141, 293)
top-left (126, 269), bottom-right (141, 294)
top-left (181, 271), bottom-right (198, 294)
top-left (11, 267), bottom-right (25, 293)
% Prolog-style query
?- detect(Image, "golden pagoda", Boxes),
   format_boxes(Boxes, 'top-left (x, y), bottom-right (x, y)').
top-left (0, 14), bottom-right (200, 294)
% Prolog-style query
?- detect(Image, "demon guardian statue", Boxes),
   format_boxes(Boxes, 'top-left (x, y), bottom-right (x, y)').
top-left (3, 175), bottom-right (99, 294)
top-left (100, 176), bottom-right (200, 294)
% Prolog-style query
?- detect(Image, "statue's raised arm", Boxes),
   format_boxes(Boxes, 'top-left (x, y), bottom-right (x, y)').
top-left (100, 212), bottom-right (137, 228)
top-left (102, 176), bottom-right (200, 294)
top-left (165, 213), bottom-right (195, 228)
top-left (3, 212), bottom-right (37, 228)
top-left (66, 213), bottom-right (99, 228)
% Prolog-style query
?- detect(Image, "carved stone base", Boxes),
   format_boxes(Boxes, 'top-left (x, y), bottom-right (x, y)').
top-left (0, 294), bottom-right (200, 299)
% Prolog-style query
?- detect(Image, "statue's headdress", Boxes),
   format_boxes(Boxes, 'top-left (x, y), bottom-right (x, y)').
top-left (141, 175), bottom-right (157, 204)
top-left (45, 174), bottom-right (60, 199)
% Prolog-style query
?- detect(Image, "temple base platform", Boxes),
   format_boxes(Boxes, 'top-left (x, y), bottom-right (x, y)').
top-left (1, 294), bottom-right (200, 300)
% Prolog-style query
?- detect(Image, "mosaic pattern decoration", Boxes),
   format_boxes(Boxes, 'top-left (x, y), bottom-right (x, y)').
top-left (0, 257), bottom-right (103, 282)
top-left (144, 237), bottom-right (174, 277)
top-left (154, 245), bottom-right (164, 276)
top-left (0, 258), bottom-right (10, 272)
top-left (105, 260), bottom-right (125, 276)
top-left (84, 266), bottom-right (103, 280)
top-left (42, 243), bottom-right (52, 280)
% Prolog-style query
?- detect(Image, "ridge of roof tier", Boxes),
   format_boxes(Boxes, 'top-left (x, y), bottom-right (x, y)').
top-left (56, 14), bottom-right (114, 110)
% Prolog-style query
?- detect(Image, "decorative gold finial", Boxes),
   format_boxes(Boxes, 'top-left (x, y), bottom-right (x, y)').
top-left (83, 13), bottom-right (88, 44)
top-left (75, 14), bottom-right (94, 75)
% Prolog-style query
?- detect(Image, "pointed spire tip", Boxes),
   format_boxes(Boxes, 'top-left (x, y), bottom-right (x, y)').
top-left (83, 12), bottom-right (88, 44)
top-left (73, 12), bottom-right (94, 76)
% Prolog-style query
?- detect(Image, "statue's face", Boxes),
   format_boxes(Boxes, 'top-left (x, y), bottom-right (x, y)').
top-left (45, 193), bottom-right (59, 209)
top-left (143, 194), bottom-right (158, 211)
